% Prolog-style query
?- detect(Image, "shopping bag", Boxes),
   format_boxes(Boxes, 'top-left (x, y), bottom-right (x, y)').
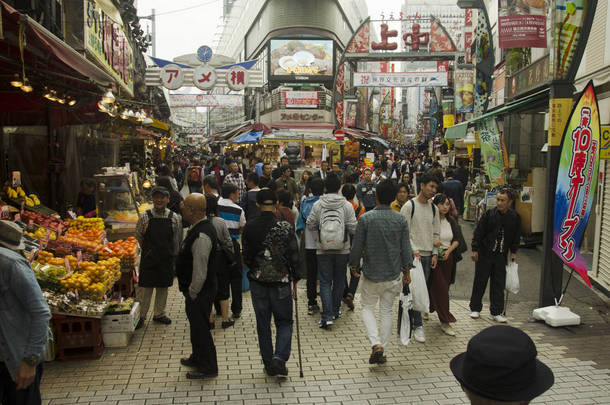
top-left (410, 259), bottom-right (430, 313)
top-left (398, 292), bottom-right (413, 346)
top-left (505, 262), bottom-right (519, 294)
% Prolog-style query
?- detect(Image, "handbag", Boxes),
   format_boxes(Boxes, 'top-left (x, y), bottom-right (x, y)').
top-left (505, 261), bottom-right (519, 294)
top-left (410, 258), bottom-right (430, 313)
top-left (398, 291), bottom-right (413, 346)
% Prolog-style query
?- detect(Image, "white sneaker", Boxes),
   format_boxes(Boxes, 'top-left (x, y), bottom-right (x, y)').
top-left (440, 323), bottom-right (456, 336)
top-left (413, 327), bottom-right (426, 343)
top-left (470, 311), bottom-right (480, 319)
top-left (490, 314), bottom-right (508, 323)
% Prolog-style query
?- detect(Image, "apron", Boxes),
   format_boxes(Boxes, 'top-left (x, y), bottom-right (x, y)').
top-left (139, 210), bottom-right (175, 288)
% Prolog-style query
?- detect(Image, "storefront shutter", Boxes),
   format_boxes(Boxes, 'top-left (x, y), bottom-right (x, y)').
top-left (594, 160), bottom-right (610, 290)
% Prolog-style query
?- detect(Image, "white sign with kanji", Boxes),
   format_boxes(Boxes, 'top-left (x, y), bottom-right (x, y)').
top-left (193, 64), bottom-right (217, 90)
top-left (160, 64), bottom-right (184, 90)
top-left (226, 67), bottom-right (248, 91)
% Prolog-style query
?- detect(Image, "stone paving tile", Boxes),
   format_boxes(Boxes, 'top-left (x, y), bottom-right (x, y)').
top-left (40, 284), bottom-right (609, 404)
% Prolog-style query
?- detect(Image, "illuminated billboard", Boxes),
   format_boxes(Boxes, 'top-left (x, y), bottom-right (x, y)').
top-left (269, 39), bottom-right (334, 81)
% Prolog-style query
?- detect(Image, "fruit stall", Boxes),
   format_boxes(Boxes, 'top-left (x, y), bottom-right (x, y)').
top-left (0, 205), bottom-right (143, 360)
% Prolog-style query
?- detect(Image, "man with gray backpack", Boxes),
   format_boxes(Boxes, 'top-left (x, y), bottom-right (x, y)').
top-left (307, 173), bottom-right (357, 329)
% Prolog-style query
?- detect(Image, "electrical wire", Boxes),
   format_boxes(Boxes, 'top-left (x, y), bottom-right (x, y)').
top-left (143, 0), bottom-right (222, 17)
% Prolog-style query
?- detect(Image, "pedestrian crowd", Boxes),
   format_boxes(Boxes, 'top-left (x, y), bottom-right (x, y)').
top-left (1, 147), bottom-right (554, 405)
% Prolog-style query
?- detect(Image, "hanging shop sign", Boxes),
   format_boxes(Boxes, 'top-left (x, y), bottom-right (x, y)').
top-left (455, 70), bottom-right (474, 114)
top-left (84, 0), bottom-right (134, 95)
top-left (193, 64), bottom-right (217, 90)
top-left (553, 82), bottom-right (600, 287)
top-left (551, 0), bottom-right (587, 80)
top-left (362, 18), bottom-right (457, 53)
top-left (476, 118), bottom-right (507, 187)
top-left (344, 99), bottom-right (357, 127)
top-left (601, 126), bottom-right (610, 159)
top-left (506, 54), bottom-right (549, 99)
top-left (226, 66), bottom-right (248, 91)
top-left (284, 91), bottom-right (319, 108)
top-left (498, 0), bottom-right (547, 49)
top-left (274, 109), bottom-right (330, 123)
top-left (169, 94), bottom-right (243, 108)
top-left (353, 72), bottom-right (447, 88)
top-left (160, 64), bottom-right (185, 90)
top-left (489, 65), bottom-right (506, 109)
top-left (179, 127), bottom-right (207, 135)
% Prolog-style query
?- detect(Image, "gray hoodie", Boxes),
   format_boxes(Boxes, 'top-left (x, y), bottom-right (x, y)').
top-left (306, 193), bottom-right (357, 255)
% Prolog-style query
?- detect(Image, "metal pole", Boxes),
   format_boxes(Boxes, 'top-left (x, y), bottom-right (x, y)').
top-left (151, 9), bottom-right (156, 57)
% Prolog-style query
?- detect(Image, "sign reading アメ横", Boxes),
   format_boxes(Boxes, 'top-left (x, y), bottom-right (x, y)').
top-left (553, 81), bottom-right (600, 287)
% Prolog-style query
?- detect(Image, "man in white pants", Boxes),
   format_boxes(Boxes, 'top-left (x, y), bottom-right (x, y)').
top-left (349, 180), bottom-right (413, 364)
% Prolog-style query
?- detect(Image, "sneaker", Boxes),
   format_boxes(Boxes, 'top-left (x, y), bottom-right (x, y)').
top-left (307, 304), bottom-right (320, 315)
top-left (470, 311), bottom-right (480, 319)
top-left (318, 320), bottom-right (333, 329)
top-left (264, 364), bottom-right (278, 377)
top-left (369, 344), bottom-right (384, 364)
top-left (413, 327), bottom-right (426, 343)
top-left (343, 295), bottom-right (355, 311)
top-left (379, 355), bottom-right (387, 364)
top-left (490, 314), bottom-right (508, 323)
top-left (440, 322), bottom-right (456, 336)
top-left (422, 312), bottom-right (429, 321)
top-left (221, 320), bottom-right (235, 329)
top-left (333, 311), bottom-right (342, 320)
top-left (270, 358), bottom-right (288, 377)
top-left (232, 312), bottom-right (241, 319)
top-left (152, 316), bottom-right (172, 325)
top-left (135, 318), bottom-right (145, 330)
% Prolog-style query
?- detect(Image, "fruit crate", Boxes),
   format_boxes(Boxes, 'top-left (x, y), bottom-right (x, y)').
top-left (52, 314), bottom-right (103, 361)
top-left (112, 270), bottom-right (135, 298)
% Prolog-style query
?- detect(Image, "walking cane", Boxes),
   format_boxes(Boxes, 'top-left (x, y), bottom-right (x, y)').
top-left (293, 281), bottom-right (304, 377)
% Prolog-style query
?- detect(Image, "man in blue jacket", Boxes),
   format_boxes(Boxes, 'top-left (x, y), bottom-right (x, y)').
top-left (0, 220), bottom-right (51, 404)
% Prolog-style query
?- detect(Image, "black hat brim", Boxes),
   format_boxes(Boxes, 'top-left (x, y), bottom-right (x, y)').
top-left (450, 352), bottom-right (555, 402)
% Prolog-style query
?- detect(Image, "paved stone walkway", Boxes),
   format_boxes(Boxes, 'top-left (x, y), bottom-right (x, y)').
top-left (41, 282), bottom-right (610, 405)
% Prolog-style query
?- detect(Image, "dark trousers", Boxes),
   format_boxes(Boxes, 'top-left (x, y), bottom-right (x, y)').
top-left (184, 291), bottom-right (218, 373)
top-left (469, 253), bottom-right (507, 316)
top-left (0, 362), bottom-right (42, 405)
top-left (250, 280), bottom-right (293, 365)
top-left (305, 249), bottom-right (318, 306)
top-left (230, 240), bottom-right (243, 315)
top-left (343, 273), bottom-right (360, 298)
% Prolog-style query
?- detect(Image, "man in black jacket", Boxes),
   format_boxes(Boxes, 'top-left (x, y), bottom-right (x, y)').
top-left (469, 189), bottom-right (520, 323)
top-left (441, 169), bottom-right (465, 216)
top-left (242, 189), bottom-right (300, 377)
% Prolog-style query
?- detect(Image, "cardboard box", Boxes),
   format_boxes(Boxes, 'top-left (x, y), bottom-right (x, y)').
top-left (103, 332), bottom-right (132, 347)
top-left (102, 302), bottom-right (140, 333)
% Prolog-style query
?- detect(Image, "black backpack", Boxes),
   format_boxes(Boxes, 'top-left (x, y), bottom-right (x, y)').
top-left (408, 198), bottom-right (436, 220)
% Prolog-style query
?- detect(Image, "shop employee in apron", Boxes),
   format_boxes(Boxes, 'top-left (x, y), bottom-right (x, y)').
top-left (135, 186), bottom-right (183, 328)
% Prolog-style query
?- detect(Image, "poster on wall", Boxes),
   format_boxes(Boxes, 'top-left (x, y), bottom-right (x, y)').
top-left (344, 99), bottom-right (357, 127)
top-left (553, 81), bottom-right (600, 287)
top-left (498, 0), bottom-right (547, 49)
top-left (455, 70), bottom-right (474, 113)
top-left (269, 39), bottom-right (334, 80)
top-left (476, 118), bottom-right (507, 186)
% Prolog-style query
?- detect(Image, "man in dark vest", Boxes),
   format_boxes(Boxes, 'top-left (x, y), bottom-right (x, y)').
top-left (177, 193), bottom-right (219, 379)
top-left (135, 186), bottom-right (182, 328)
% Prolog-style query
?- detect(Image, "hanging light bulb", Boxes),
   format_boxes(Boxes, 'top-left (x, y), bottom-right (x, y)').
top-left (57, 95), bottom-right (66, 104)
top-left (68, 98), bottom-right (77, 106)
top-left (43, 88), bottom-right (53, 100)
top-left (120, 109), bottom-right (129, 119)
top-left (142, 116), bottom-right (154, 125)
top-left (98, 100), bottom-right (109, 112)
top-left (107, 106), bottom-right (118, 117)
top-left (102, 90), bottom-right (115, 104)
top-left (126, 109), bottom-right (135, 118)
top-left (20, 78), bottom-right (33, 93)
top-left (10, 74), bottom-right (23, 87)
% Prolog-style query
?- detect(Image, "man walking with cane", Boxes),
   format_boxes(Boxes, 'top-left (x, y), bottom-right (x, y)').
top-left (242, 189), bottom-right (301, 377)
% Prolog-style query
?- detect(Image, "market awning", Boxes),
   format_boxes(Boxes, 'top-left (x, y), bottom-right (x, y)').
top-left (467, 89), bottom-right (550, 124)
top-left (270, 122), bottom-right (336, 130)
top-left (444, 122), bottom-right (468, 139)
top-left (369, 137), bottom-right (390, 149)
top-left (232, 130), bottom-right (262, 143)
top-left (0, 2), bottom-right (115, 87)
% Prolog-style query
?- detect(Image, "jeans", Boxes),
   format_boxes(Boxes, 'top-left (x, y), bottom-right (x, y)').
top-left (0, 362), bottom-right (43, 405)
top-left (250, 280), bottom-right (293, 365)
top-left (412, 255), bottom-right (432, 328)
top-left (317, 254), bottom-right (348, 322)
top-left (305, 249), bottom-right (318, 306)
top-left (470, 253), bottom-right (507, 316)
top-left (184, 290), bottom-right (218, 373)
top-left (344, 273), bottom-right (360, 298)
top-left (360, 274), bottom-right (402, 353)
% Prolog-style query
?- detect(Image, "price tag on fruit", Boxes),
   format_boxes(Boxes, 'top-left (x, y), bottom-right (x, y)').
top-left (27, 251), bottom-right (35, 264)
top-left (74, 289), bottom-right (79, 300)
top-left (20, 201), bottom-right (24, 213)
top-left (28, 219), bottom-right (34, 230)
top-left (65, 257), bottom-right (72, 275)
top-left (104, 246), bottom-right (113, 253)
top-left (14, 213), bottom-right (20, 222)
top-left (45, 230), bottom-right (51, 243)
top-left (67, 210), bottom-right (77, 219)
top-left (0, 206), bottom-right (8, 219)
top-left (77, 251), bottom-right (82, 263)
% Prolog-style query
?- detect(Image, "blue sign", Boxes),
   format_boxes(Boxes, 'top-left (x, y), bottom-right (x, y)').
top-left (197, 46), bottom-right (213, 62)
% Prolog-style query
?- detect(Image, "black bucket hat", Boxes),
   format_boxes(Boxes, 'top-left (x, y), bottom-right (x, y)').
top-left (450, 325), bottom-right (554, 402)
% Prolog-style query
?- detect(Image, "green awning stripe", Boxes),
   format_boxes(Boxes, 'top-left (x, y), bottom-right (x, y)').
top-left (468, 89), bottom-right (550, 124)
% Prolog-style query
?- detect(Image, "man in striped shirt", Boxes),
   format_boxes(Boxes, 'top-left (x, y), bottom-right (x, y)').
top-left (218, 183), bottom-right (247, 319)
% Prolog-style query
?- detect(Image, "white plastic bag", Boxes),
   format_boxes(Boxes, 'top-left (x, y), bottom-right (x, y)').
top-left (410, 259), bottom-right (430, 313)
top-left (399, 292), bottom-right (413, 346)
top-left (505, 261), bottom-right (519, 294)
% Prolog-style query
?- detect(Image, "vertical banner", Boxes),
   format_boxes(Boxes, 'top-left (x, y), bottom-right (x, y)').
top-left (455, 71), bottom-right (474, 113)
top-left (344, 99), bottom-right (357, 127)
top-left (476, 118), bottom-right (507, 186)
top-left (553, 81), bottom-right (600, 286)
top-left (498, 0), bottom-right (547, 49)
